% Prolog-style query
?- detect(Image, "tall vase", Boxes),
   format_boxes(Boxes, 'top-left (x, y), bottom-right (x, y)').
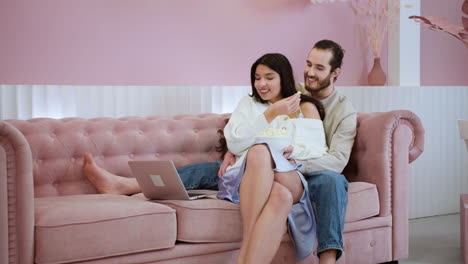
top-left (368, 57), bottom-right (387, 86)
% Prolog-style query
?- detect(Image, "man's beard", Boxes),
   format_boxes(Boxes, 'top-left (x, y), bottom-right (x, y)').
top-left (304, 73), bottom-right (332, 94)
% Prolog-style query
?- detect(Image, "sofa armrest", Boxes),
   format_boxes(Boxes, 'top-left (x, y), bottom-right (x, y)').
top-left (0, 121), bottom-right (34, 264)
top-left (347, 110), bottom-right (424, 215)
top-left (344, 110), bottom-right (424, 260)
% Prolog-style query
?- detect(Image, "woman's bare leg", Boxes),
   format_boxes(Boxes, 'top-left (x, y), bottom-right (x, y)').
top-left (274, 171), bottom-right (304, 203)
top-left (243, 182), bottom-right (293, 264)
top-left (83, 153), bottom-right (141, 195)
top-left (241, 172), bottom-right (303, 263)
top-left (237, 145), bottom-right (275, 264)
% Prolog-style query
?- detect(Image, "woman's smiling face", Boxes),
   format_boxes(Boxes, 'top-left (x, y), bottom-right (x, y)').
top-left (254, 64), bottom-right (282, 103)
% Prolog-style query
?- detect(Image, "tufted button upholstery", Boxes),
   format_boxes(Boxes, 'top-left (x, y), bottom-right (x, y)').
top-left (6, 114), bottom-right (231, 198)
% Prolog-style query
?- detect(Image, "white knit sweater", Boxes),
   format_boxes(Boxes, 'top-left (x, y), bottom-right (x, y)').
top-left (224, 96), bottom-right (328, 169)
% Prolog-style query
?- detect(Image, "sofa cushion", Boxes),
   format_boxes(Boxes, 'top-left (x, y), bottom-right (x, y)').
top-left (34, 194), bottom-right (176, 264)
top-left (157, 198), bottom-right (242, 243)
top-left (132, 181), bottom-right (379, 244)
top-left (132, 193), bottom-right (242, 243)
top-left (345, 182), bottom-right (380, 222)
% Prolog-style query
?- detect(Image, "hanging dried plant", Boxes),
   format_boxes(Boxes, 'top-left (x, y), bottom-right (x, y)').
top-left (409, 0), bottom-right (468, 48)
top-left (409, 16), bottom-right (467, 47)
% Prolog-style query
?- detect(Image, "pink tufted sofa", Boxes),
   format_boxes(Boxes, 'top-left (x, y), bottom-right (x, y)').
top-left (1, 110), bottom-right (424, 264)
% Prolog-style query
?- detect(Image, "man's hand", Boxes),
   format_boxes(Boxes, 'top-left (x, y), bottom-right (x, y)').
top-left (283, 145), bottom-right (296, 164)
top-left (264, 93), bottom-right (301, 123)
top-left (218, 151), bottom-right (235, 178)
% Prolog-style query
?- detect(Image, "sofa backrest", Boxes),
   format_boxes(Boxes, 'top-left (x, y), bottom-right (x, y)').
top-left (7, 112), bottom-right (381, 198)
top-left (6, 114), bottom-right (230, 198)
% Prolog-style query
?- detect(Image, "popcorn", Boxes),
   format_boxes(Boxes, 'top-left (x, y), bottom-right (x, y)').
top-left (297, 91), bottom-right (301, 94)
top-left (259, 127), bottom-right (287, 136)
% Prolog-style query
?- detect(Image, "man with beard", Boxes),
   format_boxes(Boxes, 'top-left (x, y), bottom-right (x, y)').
top-left (291, 39), bottom-right (357, 264)
top-left (217, 40), bottom-right (356, 263)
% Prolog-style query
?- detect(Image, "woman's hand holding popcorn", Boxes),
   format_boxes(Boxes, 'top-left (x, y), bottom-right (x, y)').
top-left (264, 92), bottom-right (301, 123)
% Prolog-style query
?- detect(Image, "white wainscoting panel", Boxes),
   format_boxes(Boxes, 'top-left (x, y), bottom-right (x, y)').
top-left (0, 85), bottom-right (251, 119)
top-left (1, 85), bottom-right (467, 219)
top-left (339, 86), bottom-right (468, 219)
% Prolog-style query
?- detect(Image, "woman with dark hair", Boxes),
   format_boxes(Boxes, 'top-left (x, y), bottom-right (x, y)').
top-left (217, 53), bottom-right (328, 264)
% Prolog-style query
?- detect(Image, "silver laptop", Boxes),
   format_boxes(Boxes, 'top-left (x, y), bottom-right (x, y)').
top-left (128, 160), bottom-right (217, 200)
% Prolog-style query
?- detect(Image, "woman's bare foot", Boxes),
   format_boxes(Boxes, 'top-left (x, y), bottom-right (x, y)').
top-left (83, 153), bottom-right (141, 195)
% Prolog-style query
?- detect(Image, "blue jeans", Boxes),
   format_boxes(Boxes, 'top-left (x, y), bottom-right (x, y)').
top-left (177, 161), bottom-right (221, 190)
top-left (305, 170), bottom-right (348, 260)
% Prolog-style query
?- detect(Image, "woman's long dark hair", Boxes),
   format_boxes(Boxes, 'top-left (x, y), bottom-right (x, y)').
top-left (250, 53), bottom-right (325, 120)
top-left (216, 118), bottom-right (229, 159)
top-left (250, 53), bottom-right (297, 104)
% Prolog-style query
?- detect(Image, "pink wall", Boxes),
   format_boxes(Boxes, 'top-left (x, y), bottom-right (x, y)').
top-left (421, 0), bottom-right (468, 86)
top-left (0, 0), bottom-right (386, 86)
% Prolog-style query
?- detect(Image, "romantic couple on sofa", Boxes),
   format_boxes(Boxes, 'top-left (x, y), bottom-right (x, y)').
top-left (82, 39), bottom-right (355, 264)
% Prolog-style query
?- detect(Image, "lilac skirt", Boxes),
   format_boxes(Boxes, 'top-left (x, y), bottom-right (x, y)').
top-left (217, 143), bottom-right (316, 260)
